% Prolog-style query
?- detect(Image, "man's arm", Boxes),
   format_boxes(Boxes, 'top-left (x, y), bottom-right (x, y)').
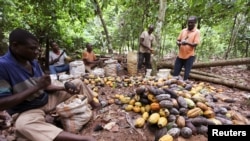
top-left (83, 58), bottom-right (100, 65)
top-left (82, 52), bottom-right (100, 65)
top-left (49, 58), bottom-right (59, 65)
top-left (140, 38), bottom-right (153, 51)
top-left (45, 83), bottom-right (79, 94)
top-left (49, 50), bottom-right (65, 65)
top-left (0, 75), bottom-right (51, 111)
top-left (183, 41), bottom-right (198, 47)
top-left (181, 32), bottom-right (199, 48)
top-left (176, 40), bottom-right (182, 46)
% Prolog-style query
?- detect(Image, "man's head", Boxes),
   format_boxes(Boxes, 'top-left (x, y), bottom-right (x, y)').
top-left (187, 16), bottom-right (197, 31)
top-left (86, 43), bottom-right (93, 52)
top-left (50, 41), bottom-right (59, 52)
top-left (9, 28), bottom-right (40, 61)
top-left (148, 25), bottom-right (155, 34)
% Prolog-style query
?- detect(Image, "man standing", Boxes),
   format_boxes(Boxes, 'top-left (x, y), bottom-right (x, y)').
top-left (138, 25), bottom-right (155, 71)
top-left (173, 16), bottom-right (200, 80)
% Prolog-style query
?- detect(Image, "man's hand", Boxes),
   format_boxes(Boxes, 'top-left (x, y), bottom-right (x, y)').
top-left (36, 75), bottom-right (51, 89)
top-left (181, 40), bottom-right (188, 45)
top-left (50, 57), bottom-right (59, 65)
top-left (64, 81), bottom-right (80, 94)
top-left (0, 111), bottom-right (11, 130)
top-left (176, 41), bottom-right (181, 46)
top-left (54, 57), bottom-right (60, 63)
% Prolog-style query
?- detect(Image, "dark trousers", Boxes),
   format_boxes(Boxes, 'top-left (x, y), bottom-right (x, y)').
top-left (138, 52), bottom-right (151, 69)
top-left (173, 56), bottom-right (195, 80)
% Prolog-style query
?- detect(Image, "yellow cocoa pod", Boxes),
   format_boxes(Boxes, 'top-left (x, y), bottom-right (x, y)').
top-left (133, 106), bottom-right (141, 113)
top-left (140, 106), bottom-right (146, 114)
top-left (114, 94), bottom-right (121, 99)
top-left (157, 117), bottom-right (168, 128)
top-left (159, 134), bottom-right (173, 141)
top-left (208, 118), bottom-right (222, 125)
top-left (148, 113), bottom-right (160, 124)
top-left (134, 102), bottom-right (142, 107)
top-left (129, 99), bottom-right (136, 105)
top-left (89, 74), bottom-right (95, 79)
top-left (148, 94), bottom-right (158, 102)
top-left (145, 104), bottom-right (151, 112)
top-left (125, 105), bottom-right (133, 111)
top-left (187, 107), bottom-right (202, 118)
top-left (92, 91), bottom-right (99, 97)
top-left (142, 112), bottom-right (149, 120)
top-left (93, 97), bottom-right (99, 103)
top-left (120, 96), bottom-right (131, 104)
top-left (134, 117), bottom-right (145, 128)
top-left (84, 79), bottom-right (89, 84)
top-left (159, 109), bottom-right (165, 117)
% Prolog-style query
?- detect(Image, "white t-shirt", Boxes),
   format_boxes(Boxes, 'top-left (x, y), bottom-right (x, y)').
top-left (139, 31), bottom-right (155, 53)
top-left (49, 49), bottom-right (67, 66)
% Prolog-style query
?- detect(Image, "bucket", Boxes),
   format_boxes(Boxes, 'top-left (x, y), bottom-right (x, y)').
top-left (146, 69), bottom-right (152, 78)
top-left (157, 69), bottom-right (170, 79)
top-left (69, 61), bottom-right (85, 78)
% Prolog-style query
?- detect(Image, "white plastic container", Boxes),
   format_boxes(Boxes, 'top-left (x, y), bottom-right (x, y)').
top-left (69, 61), bottom-right (85, 78)
top-left (145, 69), bottom-right (152, 78)
top-left (157, 69), bottom-right (170, 78)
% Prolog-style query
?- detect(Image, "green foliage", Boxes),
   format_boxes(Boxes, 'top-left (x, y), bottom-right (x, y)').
top-left (0, 0), bottom-right (249, 60)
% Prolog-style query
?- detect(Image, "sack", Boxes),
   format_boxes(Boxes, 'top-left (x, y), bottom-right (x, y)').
top-left (69, 61), bottom-right (85, 78)
top-left (92, 68), bottom-right (105, 77)
top-left (60, 107), bottom-right (92, 133)
top-left (104, 59), bottom-right (118, 77)
top-left (127, 51), bottom-right (138, 76)
top-left (56, 95), bottom-right (92, 133)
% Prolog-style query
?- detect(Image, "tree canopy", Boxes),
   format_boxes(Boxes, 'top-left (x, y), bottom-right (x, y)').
top-left (0, 0), bottom-right (249, 60)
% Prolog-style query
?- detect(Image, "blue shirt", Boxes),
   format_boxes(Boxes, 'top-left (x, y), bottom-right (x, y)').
top-left (0, 50), bottom-right (48, 115)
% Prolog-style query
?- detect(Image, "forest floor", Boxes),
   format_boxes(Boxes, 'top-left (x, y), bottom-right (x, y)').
top-left (80, 65), bottom-right (250, 141)
top-left (1, 64), bottom-right (250, 141)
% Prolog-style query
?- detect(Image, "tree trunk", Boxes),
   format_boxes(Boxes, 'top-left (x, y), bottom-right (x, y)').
top-left (224, 14), bottom-right (245, 59)
top-left (0, 29), bottom-right (7, 55)
top-left (190, 70), bottom-right (228, 80)
top-left (45, 37), bottom-right (50, 73)
top-left (246, 40), bottom-right (250, 70)
top-left (185, 72), bottom-right (250, 91)
top-left (93, 0), bottom-right (113, 53)
top-left (151, 0), bottom-right (167, 76)
top-left (0, 17), bottom-right (7, 55)
top-left (157, 57), bottom-right (250, 69)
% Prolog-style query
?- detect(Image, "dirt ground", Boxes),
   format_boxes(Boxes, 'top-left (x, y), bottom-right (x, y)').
top-left (1, 65), bottom-right (250, 141)
top-left (79, 65), bottom-right (250, 141)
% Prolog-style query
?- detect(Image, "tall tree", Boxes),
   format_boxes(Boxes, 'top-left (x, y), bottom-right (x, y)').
top-left (92, 0), bottom-right (113, 53)
top-left (151, 0), bottom-right (167, 75)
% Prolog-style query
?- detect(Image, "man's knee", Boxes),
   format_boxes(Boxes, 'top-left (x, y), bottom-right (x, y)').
top-left (15, 117), bottom-right (29, 133)
top-left (15, 109), bottom-right (45, 132)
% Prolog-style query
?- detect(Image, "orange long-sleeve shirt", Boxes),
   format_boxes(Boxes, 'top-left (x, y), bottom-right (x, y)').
top-left (177, 27), bottom-right (200, 59)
